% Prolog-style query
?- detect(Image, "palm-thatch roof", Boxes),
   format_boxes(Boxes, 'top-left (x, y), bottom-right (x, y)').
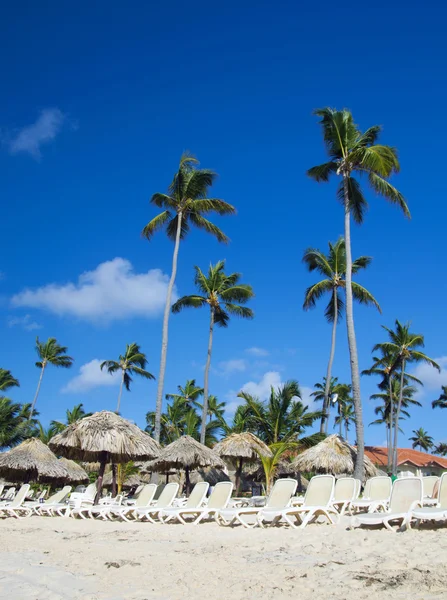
top-left (0, 438), bottom-right (69, 483)
top-left (49, 411), bottom-right (160, 462)
top-left (213, 432), bottom-right (272, 461)
top-left (58, 458), bottom-right (89, 484)
top-left (149, 436), bottom-right (225, 472)
top-left (291, 435), bottom-right (378, 479)
top-left (102, 472), bottom-right (148, 489)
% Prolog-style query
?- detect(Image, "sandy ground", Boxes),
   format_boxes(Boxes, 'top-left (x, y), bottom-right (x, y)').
top-left (1, 515), bottom-right (447, 600)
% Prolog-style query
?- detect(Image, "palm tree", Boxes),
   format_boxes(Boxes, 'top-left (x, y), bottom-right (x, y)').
top-left (303, 238), bottom-right (380, 433)
top-left (172, 261), bottom-right (254, 444)
top-left (308, 108), bottom-right (409, 479)
top-left (334, 399), bottom-right (355, 442)
top-left (51, 403), bottom-right (91, 433)
top-left (409, 428), bottom-right (434, 452)
top-left (36, 423), bottom-right (57, 444)
top-left (100, 343), bottom-right (155, 413)
top-left (0, 369), bottom-right (20, 392)
top-left (196, 395), bottom-right (226, 422)
top-left (142, 153), bottom-right (236, 442)
top-left (373, 320), bottom-right (439, 474)
top-left (432, 386), bottom-right (447, 409)
top-left (220, 404), bottom-right (255, 435)
top-left (31, 337), bottom-right (74, 420)
top-left (311, 377), bottom-right (338, 434)
top-left (0, 397), bottom-right (30, 449)
top-left (165, 379), bottom-right (203, 410)
top-left (434, 442), bottom-right (447, 456)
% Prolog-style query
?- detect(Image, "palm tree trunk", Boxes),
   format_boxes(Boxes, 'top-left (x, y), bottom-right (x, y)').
top-left (392, 362), bottom-right (406, 475)
top-left (343, 176), bottom-right (365, 481)
top-left (116, 371), bottom-right (125, 413)
top-left (200, 307), bottom-right (215, 445)
top-left (339, 404), bottom-right (343, 437)
top-left (345, 421), bottom-right (348, 443)
top-left (185, 466), bottom-right (191, 496)
top-left (95, 451), bottom-right (108, 505)
top-left (387, 377), bottom-right (393, 472)
top-left (154, 212), bottom-right (183, 442)
top-left (322, 294), bottom-right (338, 434)
top-left (235, 457), bottom-right (243, 496)
top-left (29, 364), bottom-right (45, 421)
top-left (111, 463), bottom-right (117, 498)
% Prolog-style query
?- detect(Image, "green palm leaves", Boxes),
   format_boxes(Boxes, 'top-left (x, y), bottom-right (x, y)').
top-left (432, 386), bottom-right (447, 409)
top-left (0, 369), bottom-right (20, 392)
top-left (409, 428), bottom-right (434, 452)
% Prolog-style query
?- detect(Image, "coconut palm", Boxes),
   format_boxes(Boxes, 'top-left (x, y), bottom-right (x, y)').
top-left (0, 369), bottom-right (20, 392)
top-left (303, 238), bottom-right (380, 433)
top-left (100, 343), bottom-right (155, 413)
top-left (434, 443), bottom-right (447, 456)
top-left (146, 396), bottom-right (188, 444)
top-left (31, 337), bottom-right (74, 420)
top-left (334, 400), bottom-right (355, 442)
top-left (165, 379), bottom-right (204, 410)
top-left (432, 386), bottom-right (447, 410)
top-left (36, 423), bottom-right (57, 444)
top-left (0, 397), bottom-right (30, 449)
top-left (220, 404), bottom-right (255, 435)
top-left (196, 395), bottom-right (226, 422)
top-left (308, 108), bottom-right (409, 479)
top-left (51, 403), bottom-right (91, 434)
top-left (409, 428), bottom-right (434, 452)
top-left (172, 261), bottom-right (254, 443)
top-left (142, 153), bottom-right (236, 442)
top-left (373, 320), bottom-right (439, 474)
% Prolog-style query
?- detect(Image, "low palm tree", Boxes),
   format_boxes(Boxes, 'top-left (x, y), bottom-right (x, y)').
top-left (101, 343), bottom-right (155, 413)
top-left (0, 369), bottom-right (20, 392)
top-left (172, 261), bottom-right (254, 443)
top-left (303, 239), bottom-right (380, 433)
top-left (409, 428), bottom-right (434, 452)
top-left (220, 404), bottom-right (255, 435)
top-left (0, 397), bottom-right (30, 449)
top-left (165, 379), bottom-right (203, 410)
top-left (51, 403), bottom-right (91, 433)
top-left (308, 108), bottom-right (409, 480)
top-left (36, 423), bottom-right (57, 444)
top-left (373, 320), bottom-right (439, 474)
top-left (432, 386), bottom-right (447, 410)
top-left (334, 400), bottom-right (355, 442)
top-left (142, 153), bottom-right (236, 442)
top-left (31, 337), bottom-right (73, 420)
top-left (434, 443), bottom-right (447, 456)
top-left (196, 395), bottom-right (226, 422)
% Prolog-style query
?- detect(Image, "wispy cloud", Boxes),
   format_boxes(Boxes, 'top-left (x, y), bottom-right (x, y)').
top-left (8, 108), bottom-right (67, 159)
top-left (411, 356), bottom-right (447, 399)
top-left (215, 359), bottom-right (247, 377)
top-left (11, 257), bottom-right (177, 323)
top-left (62, 359), bottom-right (120, 393)
top-left (245, 347), bottom-right (269, 357)
top-left (7, 314), bottom-right (42, 332)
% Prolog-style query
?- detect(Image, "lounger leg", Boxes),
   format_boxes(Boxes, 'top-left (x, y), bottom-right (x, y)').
top-left (383, 518), bottom-right (398, 532)
top-left (283, 513), bottom-right (302, 529)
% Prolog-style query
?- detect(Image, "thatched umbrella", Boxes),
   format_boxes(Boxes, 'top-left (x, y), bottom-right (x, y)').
top-left (0, 438), bottom-right (69, 483)
top-left (149, 435), bottom-right (225, 495)
top-left (49, 411), bottom-right (160, 503)
top-left (58, 458), bottom-right (89, 485)
top-left (102, 472), bottom-right (146, 490)
top-left (213, 432), bottom-right (272, 495)
top-left (291, 434), bottom-right (378, 480)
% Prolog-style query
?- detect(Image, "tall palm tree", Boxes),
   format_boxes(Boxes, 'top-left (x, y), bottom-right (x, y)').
top-left (100, 343), bottom-right (155, 413)
top-left (165, 379), bottom-right (203, 410)
top-left (434, 442), bottom-right (447, 456)
top-left (0, 397), bottom-right (30, 449)
top-left (303, 238), bottom-right (380, 433)
top-left (331, 382), bottom-right (352, 438)
top-left (409, 428), bottom-right (434, 452)
top-left (0, 369), bottom-right (20, 392)
top-left (219, 404), bottom-right (255, 435)
top-left (31, 337), bottom-right (73, 420)
top-left (308, 108), bottom-right (409, 479)
top-left (373, 320), bottom-right (439, 474)
top-left (172, 261), bottom-right (254, 443)
top-left (51, 403), bottom-right (91, 433)
top-left (334, 399), bottom-right (355, 442)
top-left (195, 395), bottom-right (226, 422)
top-left (432, 386), bottom-right (447, 410)
top-left (142, 153), bottom-right (236, 442)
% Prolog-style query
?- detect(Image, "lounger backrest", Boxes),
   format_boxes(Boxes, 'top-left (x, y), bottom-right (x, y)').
top-left (266, 478), bottom-right (298, 508)
top-left (135, 484), bottom-right (157, 507)
top-left (185, 482), bottom-right (209, 508)
top-left (437, 473), bottom-right (447, 508)
top-left (389, 477), bottom-right (422, 513)
top-left (0, 484), bottom-right (4, 498)
top-left (333, 477), bottom-right (357, 502)
top-left (154, 482), bottom-right (179, 508)
top-left (5, 487), bottom-right (16, 500)
top-left (84, 482), bottom-right (97, 499)
top-left (37, 490), bottom-right (47, 500)
top-left (354, 479), bottom-right (361, 499)
top-left (46, 485), bottom-right (72, 505)
top-left (362, 479), bottom-right (372, 498)
top-left (422, 476), bottom-right (439, 498)
top-left (206, 481), bottom-right (234, 509)
top-left (304, 475), bottom-right (334, 507)
top-left (9, 484), bottom-right (30, 507)
top-left (153, 484), bottom-right (166, 500)
top-left (368, 476), bottom-right (392, 501)
top-left (133, 485), bottom-right (144, 497)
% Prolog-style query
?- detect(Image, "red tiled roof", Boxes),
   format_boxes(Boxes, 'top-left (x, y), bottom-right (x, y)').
top-left (365, 446), bottom-right (447, 469)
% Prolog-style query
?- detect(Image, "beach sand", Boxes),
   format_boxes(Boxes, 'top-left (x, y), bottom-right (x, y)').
top-left (1, 516), bottom-right (447, 599)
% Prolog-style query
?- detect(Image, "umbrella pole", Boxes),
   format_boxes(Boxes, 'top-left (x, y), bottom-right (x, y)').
top-left (95, 452), bottom-right (108, 505)
top-left (185, 467), bottom-right (190, 496)
top-left (165, 472), bottom-right (169, 484)
top-left (111, 463), bottom-right (117, 498)
top-left (235, 457), bottom-right (243, 496)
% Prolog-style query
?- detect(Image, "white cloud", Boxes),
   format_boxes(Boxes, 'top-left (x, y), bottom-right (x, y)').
top-left (62, 359), bottom-right (120, 393)
top-left (11, 257), bottom-right (176, 323)
top-left (7, 314), bottom-right (42, 331)
top-left (411, 356), bottom-right (447, 397)
top-left (215, 359), bottom-right (247, 376)
top-left (9, 108), bottom-right (66, 159)
top-left (300, 386), bottom-right (317, 411)
top-left (245, 347), bottom-right (269, 357)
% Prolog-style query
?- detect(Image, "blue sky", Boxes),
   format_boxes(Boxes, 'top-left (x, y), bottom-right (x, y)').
top-left (1, 0), bottom-right (446, 448)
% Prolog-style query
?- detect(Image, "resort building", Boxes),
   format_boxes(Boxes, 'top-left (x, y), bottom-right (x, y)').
top-left (365, 446), bottom-right (447, 477)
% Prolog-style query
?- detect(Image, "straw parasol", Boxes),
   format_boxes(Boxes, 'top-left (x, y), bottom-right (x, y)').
top-left (49, 411), bottom-right (160, 503)
top-left (58, 458), bottom-right (89, 484)
top-left (102, 472), bottom-right (147, 490)
top-left (149, 435), bottom-right (225, 495)
top-left (213, 432), bottom-right (272, 495)
top-left (291, 434), bottom-right (378, 480)
top-left (0, 438), bottom-right (69, 483)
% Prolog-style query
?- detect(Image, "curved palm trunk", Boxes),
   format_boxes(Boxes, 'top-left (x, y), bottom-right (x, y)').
top-left (200, 307), bottom-right (215, 445)
top-left (29, 364), bottom-right (46, 421)
top-left (392, 362), bottom-right (406, 475)
top-left (343, 176), bottom-right (365, 480)
top-left (322, 294), bottom-right (338, 434)
top-left (116, 371), bottom-right (125, 413)
top-left (387, 377), bottom-right (393, 472)
top-left (154, 212), bottom-right (183, 442)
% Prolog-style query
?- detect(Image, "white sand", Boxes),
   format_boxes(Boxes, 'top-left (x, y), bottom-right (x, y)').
top-left (1, 516), bottom-right (447, 599)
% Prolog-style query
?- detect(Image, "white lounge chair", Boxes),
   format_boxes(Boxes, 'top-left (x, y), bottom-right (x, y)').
top-left (32, 486), bottom-right (72, 514)
top-left (217, 479), bottom-right (297, 528)
top-left (411, 472), bottom-right (447, 526)
top-left (348, 476), bottom-right (392, 514)
top-left (76, 494), bottom-right (124, 520)
top-left (159, 482), bottom-right (210, 524)
top-left (0, 487), bottom-right (16, 505)
top-left (277, 475), bottom-right (337, 529)
top-left (0, 484), bottom-right (31, 519)
top-left (53, 482), bottom-right (97, 517)
top-left (135, 483), bottom-right (179, 523)
top-left (351, 477), bottom-right (423, 532)
top-left (163, 481), bottom-right (234, 525)
top-left (330, 477), bottom-right (358, 517)
top-left (107, 484), bottom-right (158, 521)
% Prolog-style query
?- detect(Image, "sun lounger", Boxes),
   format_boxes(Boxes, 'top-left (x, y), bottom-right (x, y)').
top-left (0, 487), bottom-right (16, 504)
top-left (330, 477), bottom-right (358, 517)
top-left (135, 483), bottom-right (179, 523)
top-left (411, 473), bottom-right (447, 526)
top-left (32, 486), bottom-right (72, 514)
top-left (75, 494), bottom-right (124, 520)
top-left (217, 479), bottom-right (297, 528)
top-left (0, 484), bottom-right (31, 519)
top-left (351, 477), bottom-right (422, 531)
top-left (348, 476), bottom-right (392, 514)
top-left (161, 481), bottom-right (234, 525)
top-left (106, 484), bottom-right (158, 521)
top-left (159, 482), bottom-right (209, 524)
top-left (50, 482), bottom-right (97, 517)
